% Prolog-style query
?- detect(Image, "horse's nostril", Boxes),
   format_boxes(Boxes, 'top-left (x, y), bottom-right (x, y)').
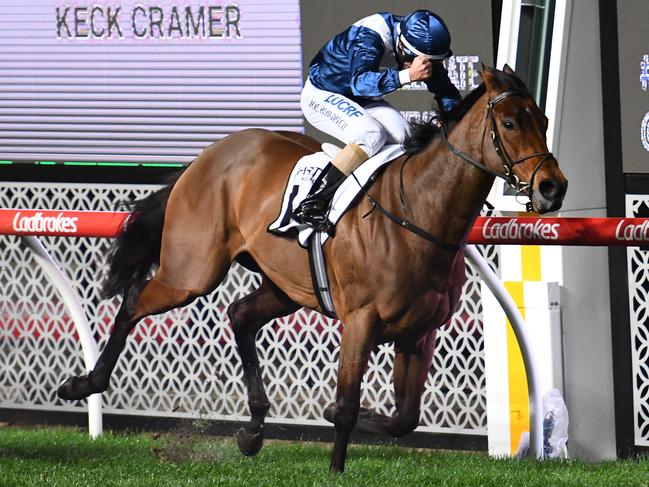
top-left (539, 179), bottom-right (566, 200)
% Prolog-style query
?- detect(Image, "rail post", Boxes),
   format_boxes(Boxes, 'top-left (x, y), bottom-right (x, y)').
top-left (20, 236), bottom-right (102, 438)
top-left (465, 244), bottom-right (544, 459)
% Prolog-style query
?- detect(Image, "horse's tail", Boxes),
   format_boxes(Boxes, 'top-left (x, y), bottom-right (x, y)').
top-left (100, 171), bottom-right (183, 299)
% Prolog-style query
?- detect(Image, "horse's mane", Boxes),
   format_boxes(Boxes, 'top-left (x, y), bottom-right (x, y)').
top-left (403, 69), bottom-right (529, 155)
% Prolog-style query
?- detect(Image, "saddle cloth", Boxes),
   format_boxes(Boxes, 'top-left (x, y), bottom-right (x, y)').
top-left (268, 143), bottom-right (406, 247)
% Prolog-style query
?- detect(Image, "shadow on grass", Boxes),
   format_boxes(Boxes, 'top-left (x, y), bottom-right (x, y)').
top-left (0, 435), bottom-right (147, 465)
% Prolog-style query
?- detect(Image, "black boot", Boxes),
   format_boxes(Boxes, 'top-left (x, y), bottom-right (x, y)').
top-left (293, 163), bottom-right (346, 228)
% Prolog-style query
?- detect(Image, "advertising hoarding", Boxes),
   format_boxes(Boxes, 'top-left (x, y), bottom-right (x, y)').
top-left (0, 0), bottom-right (303, 166)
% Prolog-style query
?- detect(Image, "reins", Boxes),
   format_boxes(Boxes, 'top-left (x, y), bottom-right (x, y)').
top-left (359, 181), bottom-right (463, 252)
top-left (357, 89), bottom-right (554, 250)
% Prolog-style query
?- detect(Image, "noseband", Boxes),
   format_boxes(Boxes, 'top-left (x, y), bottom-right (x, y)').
top-left (443, 90), bottom-right (554, 212)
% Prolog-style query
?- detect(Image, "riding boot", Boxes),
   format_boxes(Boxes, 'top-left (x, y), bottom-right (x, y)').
top-left (293, 143), bottom-right (369, 230)
top-left (292, 163), bottom-right (345, 227)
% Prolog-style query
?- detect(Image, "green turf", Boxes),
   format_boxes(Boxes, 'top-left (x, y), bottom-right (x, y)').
top-left (0, 426), bottom-right (648, 486)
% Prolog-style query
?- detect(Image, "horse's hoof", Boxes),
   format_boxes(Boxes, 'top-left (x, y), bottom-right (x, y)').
top-left (235, 420), bottom-right (264, 456)
top-left (57, 374), bottom-right (94, 401)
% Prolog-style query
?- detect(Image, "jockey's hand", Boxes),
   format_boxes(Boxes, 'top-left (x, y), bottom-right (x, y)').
top-left (408, 56), bottom-right (433, 82)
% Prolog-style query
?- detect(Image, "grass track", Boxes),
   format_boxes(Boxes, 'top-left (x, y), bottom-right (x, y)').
top-left (0, 427), bottom-right (648, 486)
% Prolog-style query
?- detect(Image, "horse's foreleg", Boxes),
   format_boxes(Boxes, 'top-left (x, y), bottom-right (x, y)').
top-left (57, 279), bottom-right (197, 401)
top-left (354, 330), bottom-right (437, 437)
top-left (228, 278), bottom-right (299, 456)
top-left (330, 310), bottom-right (376, 474)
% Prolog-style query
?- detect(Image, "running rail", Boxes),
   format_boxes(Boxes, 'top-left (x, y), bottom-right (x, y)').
top-left (2, 209), bottom-right (649, 246)
top-left (3, 209), bottom-right (648, 456)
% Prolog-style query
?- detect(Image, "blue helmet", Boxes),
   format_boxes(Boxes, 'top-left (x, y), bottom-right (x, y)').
top-left (397, 10), bottom-right (453, 60)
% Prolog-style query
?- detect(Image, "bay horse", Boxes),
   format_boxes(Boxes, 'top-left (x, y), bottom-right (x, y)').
top-left (57, 65), bottom-right (567, 473)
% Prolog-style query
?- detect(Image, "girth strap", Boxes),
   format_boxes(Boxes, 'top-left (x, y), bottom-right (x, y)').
top-left (308, 231), bottom-right (338, 319)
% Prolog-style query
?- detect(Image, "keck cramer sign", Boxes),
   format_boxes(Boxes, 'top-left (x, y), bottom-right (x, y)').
top-left (54, 4), bottom-right (241, 39)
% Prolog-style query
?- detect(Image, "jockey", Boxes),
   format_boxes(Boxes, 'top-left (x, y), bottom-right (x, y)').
top-left (293, 10), bottom-right (462, 228)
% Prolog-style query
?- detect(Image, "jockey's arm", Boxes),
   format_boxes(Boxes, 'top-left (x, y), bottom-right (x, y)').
top-left (349, 30), bottom-right (403, 98)
top-left (426, 61), bottom-right (462, 113)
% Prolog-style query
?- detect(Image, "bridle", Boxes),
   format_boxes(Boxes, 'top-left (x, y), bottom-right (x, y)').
top-left (442, 89), bottom-right (555, 212)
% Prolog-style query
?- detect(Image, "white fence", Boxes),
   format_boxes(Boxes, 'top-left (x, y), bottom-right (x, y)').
top-left (626, 195), bottom-right (649, 446)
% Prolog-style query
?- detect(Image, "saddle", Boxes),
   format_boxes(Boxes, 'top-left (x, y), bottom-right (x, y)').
top-left (267, 143), bottom-right (405, 248)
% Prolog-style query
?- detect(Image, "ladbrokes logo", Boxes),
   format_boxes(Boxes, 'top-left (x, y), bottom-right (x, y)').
top-left (481, 218), bottom-right (560, 240)
top-left (615, 220), bottom-right (649, 241)
top-left (12, 212), bottom-right (79, 234)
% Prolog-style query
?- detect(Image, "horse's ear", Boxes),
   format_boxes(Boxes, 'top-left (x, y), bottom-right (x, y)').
top-left (480, 63), bottom-right (501, 92)
top-left (479, 63), bottom-right (495, 82)
top-left (503, 64), bottom-right (517, 76)
top-left (480, 62), bottom-right (495, 76)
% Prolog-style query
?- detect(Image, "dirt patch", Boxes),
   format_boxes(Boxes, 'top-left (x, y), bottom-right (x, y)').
top-left (150, 418), bottom-right (238, 464)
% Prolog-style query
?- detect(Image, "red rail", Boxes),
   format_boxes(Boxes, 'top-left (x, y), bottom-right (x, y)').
top-left (1, 209), bottom-right (648, 246)
top-left (469, 216), bottom-right (649, 246)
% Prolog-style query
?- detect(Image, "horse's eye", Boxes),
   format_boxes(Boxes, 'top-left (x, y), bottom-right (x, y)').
top-left (503, 120), bottom-right (516, 130)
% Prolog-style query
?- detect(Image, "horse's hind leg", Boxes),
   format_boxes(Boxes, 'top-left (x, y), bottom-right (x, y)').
top-left (57, 170), bottom-right (237, 400)
top-left (57, 283), bottom-right (141, 400)
top-left (59, 239), bottom-right (232, 400)
top-left (228, 277), bottom-right (299, 456)
top-left (57, 278), bottom-right (208, 400)
top-left (349, 330), bottom-right (437, 437)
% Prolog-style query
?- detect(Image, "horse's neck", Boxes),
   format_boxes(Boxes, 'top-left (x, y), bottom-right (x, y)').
top-left (404, 102), bottom-right (495, 246)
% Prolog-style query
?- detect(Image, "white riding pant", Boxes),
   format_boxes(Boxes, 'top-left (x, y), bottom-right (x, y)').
top-left (300, 78), bottom-right (411, 158)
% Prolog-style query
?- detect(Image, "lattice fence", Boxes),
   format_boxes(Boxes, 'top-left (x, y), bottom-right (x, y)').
top-left (626, 195), bottom-right (649, 447)
top-left (0, 182), bottom-right (497, 435)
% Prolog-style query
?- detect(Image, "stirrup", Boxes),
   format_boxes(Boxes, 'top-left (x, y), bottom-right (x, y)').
top-left (293, 201), bottom-right (335, 236)
top-left (293, 198), bottom-right (328, 222)
top-left (294, 209), bottom-right (332, 232)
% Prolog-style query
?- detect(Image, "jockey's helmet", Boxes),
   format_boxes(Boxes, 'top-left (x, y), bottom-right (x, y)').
top-left (397, 10), bottom-right (453, 60)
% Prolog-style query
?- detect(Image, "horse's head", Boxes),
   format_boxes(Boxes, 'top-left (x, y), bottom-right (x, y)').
top-left (480, 65), bottom-right (567, 213)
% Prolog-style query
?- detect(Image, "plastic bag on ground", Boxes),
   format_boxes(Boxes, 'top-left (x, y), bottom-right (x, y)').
top-left (543, 388), bottom-right (569, 459)
top-left (515, 388), bottom-right (569, 459)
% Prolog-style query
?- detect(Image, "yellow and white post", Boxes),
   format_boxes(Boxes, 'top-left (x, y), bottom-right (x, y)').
top-left (482, 236), bottom-right (564, 457)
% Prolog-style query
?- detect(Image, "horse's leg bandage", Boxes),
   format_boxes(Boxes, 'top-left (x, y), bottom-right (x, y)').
top-left (331, 143), bottom-right (369, 176)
